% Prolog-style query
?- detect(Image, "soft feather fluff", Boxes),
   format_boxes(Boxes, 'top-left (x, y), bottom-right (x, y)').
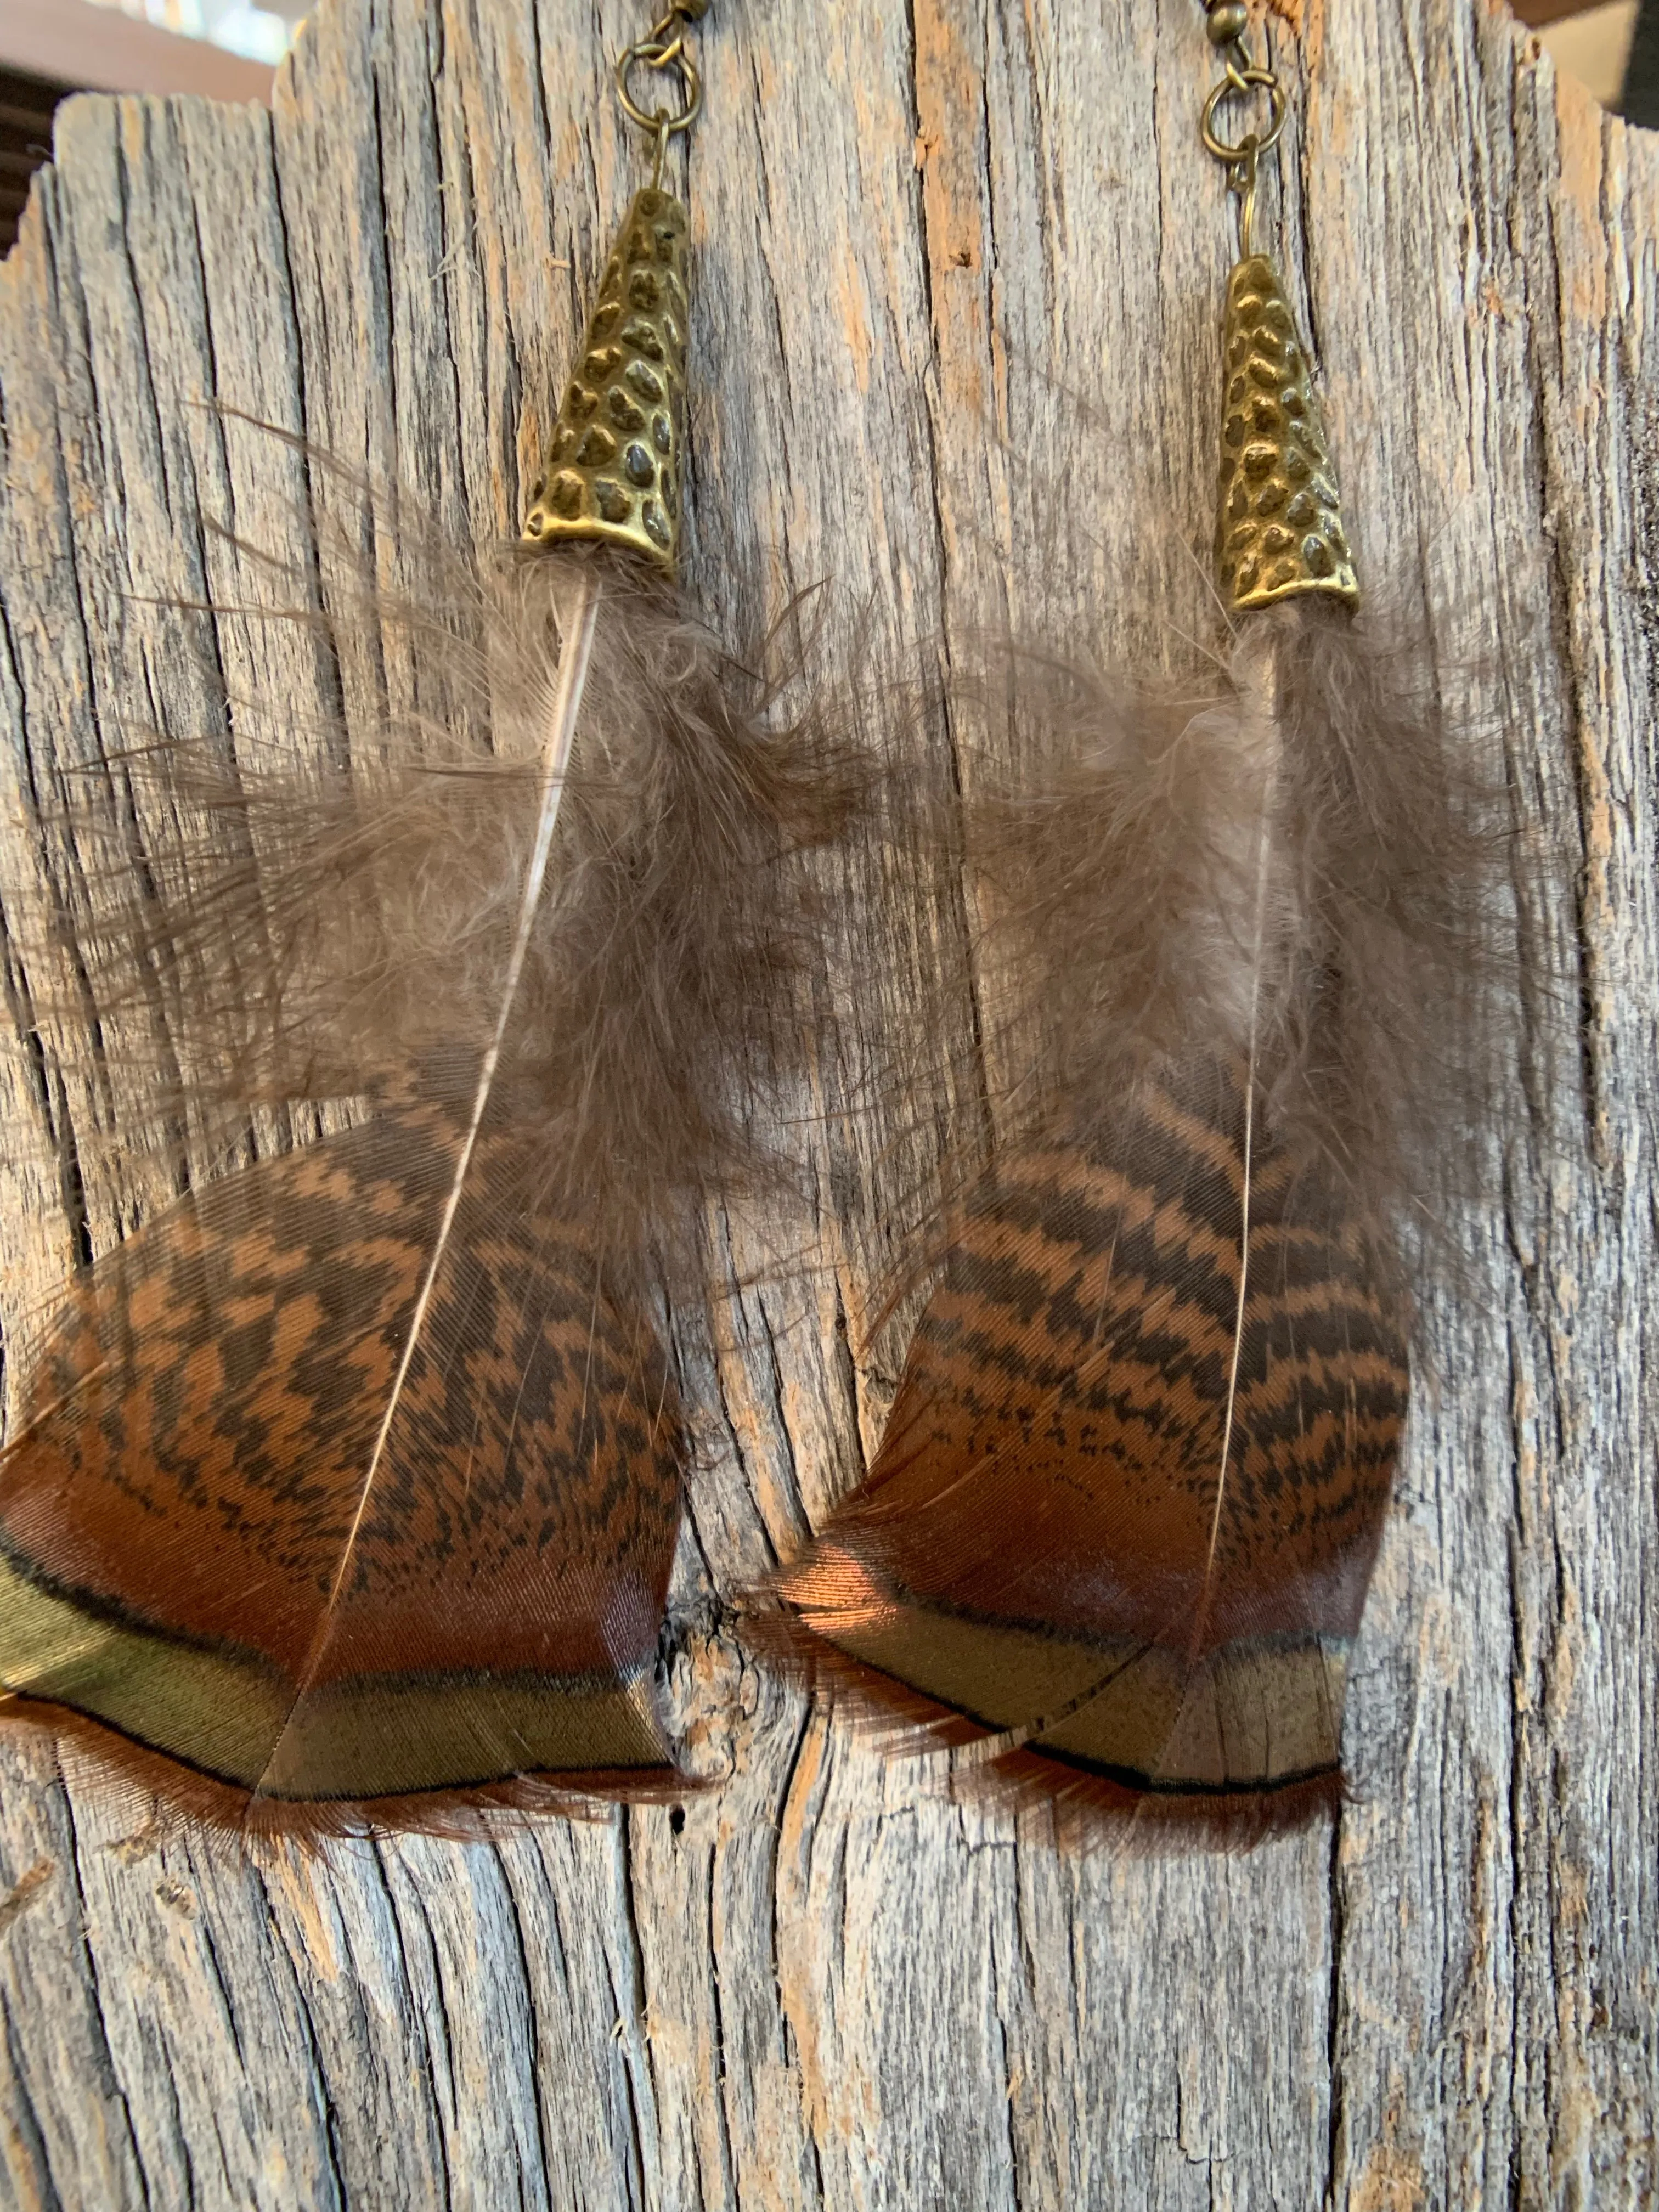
top-left (968, 595), bottom-right (1499, 1245)
top-left (44, 538), bottom-right (859, 1264)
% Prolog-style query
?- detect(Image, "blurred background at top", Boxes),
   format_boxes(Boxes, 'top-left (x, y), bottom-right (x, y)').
top-left (87, 0), bottom-right (303, 66)
top-left (0, 0), bottom-right (301, 248)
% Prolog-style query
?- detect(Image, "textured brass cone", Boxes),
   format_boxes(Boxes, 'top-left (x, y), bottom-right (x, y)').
top-left (522, 187), bottom-right (690, 572)
top-left (1216, 255), bottom-right (1360, 612)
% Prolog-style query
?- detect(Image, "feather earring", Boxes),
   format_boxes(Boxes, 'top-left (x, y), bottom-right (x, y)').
top-left (766, 14), bottom-right (1496, 1833)
top-left (0, 3), bottom-right (849, 1836)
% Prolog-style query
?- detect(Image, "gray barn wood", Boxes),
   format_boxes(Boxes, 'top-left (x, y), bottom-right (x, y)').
top-left (0, 2), bottom-right (1653, 2205)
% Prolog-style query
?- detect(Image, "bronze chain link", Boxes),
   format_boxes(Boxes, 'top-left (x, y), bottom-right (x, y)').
top-left (616, 3), bottom-right (709, 182)
top-left (1197, 5), bottom-right (1287, 257)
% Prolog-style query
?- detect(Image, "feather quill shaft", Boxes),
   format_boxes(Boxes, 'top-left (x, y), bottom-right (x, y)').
top-left (1196, 654), bottom-right (1277, 1661)
top-left (313, 568), bottom-right (599, 1641)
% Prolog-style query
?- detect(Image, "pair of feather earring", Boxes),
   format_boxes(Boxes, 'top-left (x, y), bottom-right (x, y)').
top-left (0, 178), bottom-right (1488, 1838)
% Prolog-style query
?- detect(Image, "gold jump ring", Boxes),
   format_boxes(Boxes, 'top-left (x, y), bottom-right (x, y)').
top-left (1200, 66), bottom-right (1286, 165)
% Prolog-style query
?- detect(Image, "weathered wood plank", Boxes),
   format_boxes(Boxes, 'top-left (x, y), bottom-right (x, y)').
top-left (0, 3), bottom-right (1652, 2207)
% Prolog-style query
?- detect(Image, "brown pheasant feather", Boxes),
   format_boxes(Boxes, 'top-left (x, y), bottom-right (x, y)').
top-left (771, 595), bottom-right (1493, 1833)
top-left (0, 516), bottom-right (859, 1836)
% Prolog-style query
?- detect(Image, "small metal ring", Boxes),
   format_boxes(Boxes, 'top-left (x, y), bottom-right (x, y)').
top-left (1200, 68), bottom-right (1286, 165)
top-left (615, 36), bottom-right (703, 139)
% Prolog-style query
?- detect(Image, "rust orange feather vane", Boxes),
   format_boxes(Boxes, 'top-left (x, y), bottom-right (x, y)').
top-left (0, 1103), bottom-right (684, 1822)
top-left (780, 1049), bottom-right (1407, 1830)
top-left (0, 182), bottom-right (857, 1836)
top-left (769, 257), bottom-right (1498, 1833)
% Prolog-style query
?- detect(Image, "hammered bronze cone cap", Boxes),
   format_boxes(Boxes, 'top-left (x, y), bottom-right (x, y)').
top-left (1216, 255), bottom-right (1359, 612)
top-left (523, 187), bottom-right (690, 572)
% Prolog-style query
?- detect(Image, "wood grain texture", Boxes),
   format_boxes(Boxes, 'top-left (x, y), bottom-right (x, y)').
top-left (0, 1), bottom-right (1652, 2205)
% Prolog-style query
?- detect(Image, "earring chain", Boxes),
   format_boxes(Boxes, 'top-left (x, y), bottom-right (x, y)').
top-left (616, 3), bottom-right (710, 182)
top-left (1198, 6), bottom-right (1287, 258)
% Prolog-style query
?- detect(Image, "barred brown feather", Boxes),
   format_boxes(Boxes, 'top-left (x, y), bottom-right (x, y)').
top-left (0, 515), bottom-right (862, 1836)
top-left (0, 1101), bottom-right (683, 1834)
top-left (780, 1060), bottom-right (1406, 1817)
top-left (770, 597), bottom-right (1493, 1832)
